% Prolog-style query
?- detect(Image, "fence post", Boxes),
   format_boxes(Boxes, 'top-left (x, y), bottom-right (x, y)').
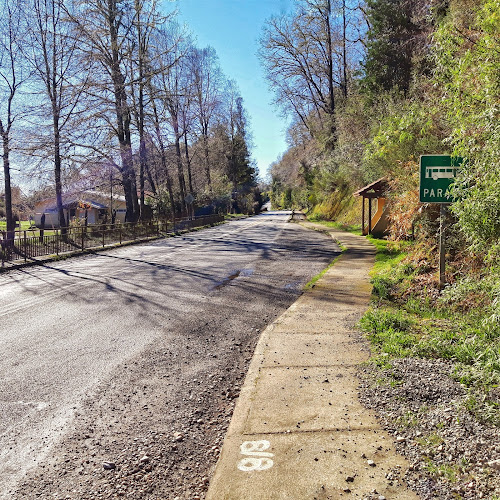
top-left (56, 229), bottom-right (59, 256)
top-left (119, 225), bottom-right (122, 245)
top-left (23, 231), bottom-right (27, 262)
top-left (102, 224), bottom-right (105, 247)
top-left (81, 227), bottom-right (84, 250)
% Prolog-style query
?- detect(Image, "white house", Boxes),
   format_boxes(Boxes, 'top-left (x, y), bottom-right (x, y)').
top-left (34, 191), bottom-right (127, 228)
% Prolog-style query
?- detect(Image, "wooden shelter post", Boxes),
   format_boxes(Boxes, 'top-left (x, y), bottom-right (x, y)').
top-left (368, 198), bottom-right (372, 235)
top-left (361, 196), bottom-right (365, 234)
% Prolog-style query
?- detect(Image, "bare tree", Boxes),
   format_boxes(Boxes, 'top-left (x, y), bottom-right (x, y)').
top-left (26, 0), bottom-right (89, 231)
top-left (188, 46), bottom-right (224, 193)
top-left (147, 81), bottom-right (176, 215)
top-left (128, 0), bottom-right (167, 218)
top-left (165, 59), bottom-right (189, 216)
top-left (260, 0), bottom-right (363, 144)
top-left (70, 0), bottom-right (140, 222)
top-left (0, 0), bottom-right (26, 242)
top-left (179, 92), bottom-right (195, 197)
top-left (149, 30), bottom-right (191, 216)
top-left (144, 26), bottom-right (187, 216)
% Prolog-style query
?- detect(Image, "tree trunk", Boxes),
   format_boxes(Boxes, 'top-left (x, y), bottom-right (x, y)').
top-left (145, 154), bottom-right (157, 195)
top-left (1, 129), bottom-right (15, 243)
top-left (151, 97), bottom-right (175, 216)
top-left (342, 0), bottom-right (348, 99)
top-left (172, 113), bottom-right (188, 216)
top-left (325, 0), bottom-right (337, 144)
top-left (107, 0), bottom-right (138, 222)
top-left (135, 0), bottom-right (146, 219)
top-left (138, 85), bottom-right (147, 219)
top-left (183, 131), bottom-right (194, 195)
top-left (202, 128), bottom-right (212, 192)
top-left (52, 113), bottom-right (67, 232)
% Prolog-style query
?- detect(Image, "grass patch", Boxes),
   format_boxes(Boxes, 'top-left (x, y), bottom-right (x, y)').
top-left (360, 234), bottom-right (500, 425)
top-left (460, 392), bottom-right (500, 426)
top-left (422, 459), bottom-right (459, 482)
top-left (416, 433), bottom-right (444, 448)
top-left (361, 303), bottom-right (500, 390)
top-left (367, 235), bottom-right (409, 276)
top-left (224, 213), bottom-right (248, 220)
top-left (362, 237), bottom-right (411, 300)
top-left (360, 307), bottom-right (417, 356)
top-left (0, 223), bottom-right (59, 237)
top-left (0, 220), bottom-right (33, 231)
top-left (395, 410), bottom-right (419, 428)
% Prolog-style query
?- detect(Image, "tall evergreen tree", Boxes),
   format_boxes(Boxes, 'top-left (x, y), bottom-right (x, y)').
top-left (223, 87), bottom-right (254, 213)
top-left (361, 0), bottom-right (426, 95)
top-left (227, 97), bottom-right (253, 187)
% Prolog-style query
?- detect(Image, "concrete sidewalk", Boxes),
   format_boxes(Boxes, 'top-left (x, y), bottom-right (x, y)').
top-left (206, 222), bottom-right (418, 500)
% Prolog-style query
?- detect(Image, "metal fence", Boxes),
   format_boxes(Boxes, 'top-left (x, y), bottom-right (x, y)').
top-left (1, 214), bottom-right (223, 267)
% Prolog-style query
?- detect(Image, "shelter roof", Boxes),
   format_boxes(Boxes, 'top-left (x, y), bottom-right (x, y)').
top-left (353, 177), bottom-right (389, 198)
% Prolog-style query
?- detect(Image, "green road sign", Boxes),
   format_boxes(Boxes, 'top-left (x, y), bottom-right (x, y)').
top-left (420, 155), bottom-right (463, 203)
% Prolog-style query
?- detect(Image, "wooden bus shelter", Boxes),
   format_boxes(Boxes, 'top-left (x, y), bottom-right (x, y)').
top-left (353, 178), bottom-right (389, 236)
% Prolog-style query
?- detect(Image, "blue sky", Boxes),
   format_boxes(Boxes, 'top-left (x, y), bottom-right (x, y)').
top-left (172, 0), bottom-right (293, 180)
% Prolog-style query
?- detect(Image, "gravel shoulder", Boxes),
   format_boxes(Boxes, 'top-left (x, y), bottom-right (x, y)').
top-left (358, 348), bottom-right (500, 499)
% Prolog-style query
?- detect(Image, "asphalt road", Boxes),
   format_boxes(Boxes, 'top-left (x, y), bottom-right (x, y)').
top-left (0, 211), bottom-right (340, 499)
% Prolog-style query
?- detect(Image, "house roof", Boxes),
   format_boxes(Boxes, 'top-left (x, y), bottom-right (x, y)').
top-left (85, 190), bottom-right (126, 202)
top-left (353, 177), bottom-right (389, 198)
top-left (36, 196), bottom-right (109, 211)
top-left (61, 199), bottom-right (108, 210)
top-left (35, 190), bottom-right (128, 211)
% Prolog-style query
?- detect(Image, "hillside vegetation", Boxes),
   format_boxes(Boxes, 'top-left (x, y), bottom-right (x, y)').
top-left (263, 0), bottom-right (499, 336)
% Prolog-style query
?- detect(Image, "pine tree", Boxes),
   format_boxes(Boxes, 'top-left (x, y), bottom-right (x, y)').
top-left (361, 0), bottom-right (423, 95)
top-left (226, 96), bottom-right (254, 213)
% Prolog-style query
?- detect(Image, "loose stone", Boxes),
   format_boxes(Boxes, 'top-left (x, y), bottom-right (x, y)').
top-left (488, 459), bottom-right (500, 470)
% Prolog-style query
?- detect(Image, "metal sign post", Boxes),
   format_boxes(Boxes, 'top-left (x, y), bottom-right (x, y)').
top-left (419, 155), bottom-right (463, 289)
top-left (438, 204), bottom-right (448, 289)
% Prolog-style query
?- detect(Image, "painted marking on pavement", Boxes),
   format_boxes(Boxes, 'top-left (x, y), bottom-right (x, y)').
top-left (237, 440), bottom-right (274, 472)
